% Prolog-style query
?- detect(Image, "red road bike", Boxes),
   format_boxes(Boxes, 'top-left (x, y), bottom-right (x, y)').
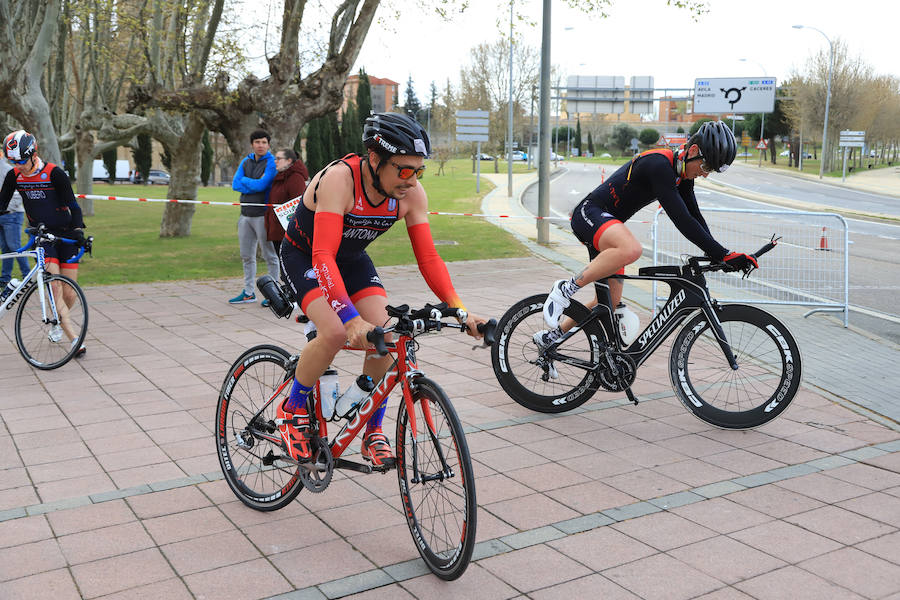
top-left (216, 301), bottom-right (495, 580)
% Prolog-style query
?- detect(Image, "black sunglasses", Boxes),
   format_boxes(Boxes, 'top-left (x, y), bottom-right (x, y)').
top-left (389, 160), bottom-right (426, 180)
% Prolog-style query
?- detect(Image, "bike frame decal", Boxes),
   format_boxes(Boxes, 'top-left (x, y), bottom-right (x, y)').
top-left (330, 369), bottom-right (399, 456)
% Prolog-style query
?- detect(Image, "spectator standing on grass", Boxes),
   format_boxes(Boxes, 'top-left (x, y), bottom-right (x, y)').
top-left (266, 148), bottom-right (309, 254)
top-left (229, 129), bottom-right (278, 304)
top-left (0, 157), bottom-right (29, 289)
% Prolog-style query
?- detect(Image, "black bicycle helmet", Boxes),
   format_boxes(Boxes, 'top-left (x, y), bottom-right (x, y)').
top-left (689, 121), bottom-right (736, 172)
top-left (363, 113), bottom-right (430, 157)
top-left (4, 130), bottom-right (37, 164)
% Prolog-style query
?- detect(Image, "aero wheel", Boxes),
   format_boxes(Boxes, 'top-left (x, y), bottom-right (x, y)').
top-left (216, 344), bottom-right (303, 511)
top-left (491, 294), bottom-right (604, 413)
top-left (14, 274), bottom-right (88, 370)
top-left (396, 377), bottom-right (476, 581)
top-left (670, 304), bottom-right (802, 429)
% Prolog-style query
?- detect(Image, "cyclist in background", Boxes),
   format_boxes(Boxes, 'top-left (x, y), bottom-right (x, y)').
top-left (277, 113), bottom-right (489, 464)
top-left (0, 130), bottom-right (88, 357)
top-left (539, 121), bottom-right (757, 343)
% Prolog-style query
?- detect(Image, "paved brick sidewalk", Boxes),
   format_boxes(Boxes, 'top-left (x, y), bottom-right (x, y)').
top-left (1, 256), bottom-right (900, 599)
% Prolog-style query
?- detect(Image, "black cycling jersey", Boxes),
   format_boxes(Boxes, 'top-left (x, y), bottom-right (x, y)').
top-left (581, 151), bottom-right (727, 260)
top-left (284, 154), bottom-right (399, 260)
top-left (0, 161), bottom-right (84, 234)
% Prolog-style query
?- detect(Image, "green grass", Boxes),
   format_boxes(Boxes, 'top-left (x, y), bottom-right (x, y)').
top-left (77, 159), bottom-right (528, 286)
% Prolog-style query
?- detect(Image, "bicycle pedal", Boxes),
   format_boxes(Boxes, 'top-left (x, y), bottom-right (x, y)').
top-left (371, 458), bottom-right (396, 472)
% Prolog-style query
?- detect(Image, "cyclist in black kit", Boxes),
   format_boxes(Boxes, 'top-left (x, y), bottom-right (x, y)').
top-left (0, 130), bottom-right (88, 356)
top-left (540, 121), bottom-right (757, 340)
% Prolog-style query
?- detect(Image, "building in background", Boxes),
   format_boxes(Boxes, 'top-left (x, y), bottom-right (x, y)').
top-left (343, 74), bottom-right (400, 115)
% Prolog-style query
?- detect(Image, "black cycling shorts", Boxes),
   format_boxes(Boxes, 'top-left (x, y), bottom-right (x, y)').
top-left (570, 198), bottom-right (623, 260)
top-left (279, 240), bottom-right (386, 314)
top-left (40, 239), bottom-right (80, 269)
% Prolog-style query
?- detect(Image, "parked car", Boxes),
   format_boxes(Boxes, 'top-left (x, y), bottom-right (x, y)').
top-left (510, 150), bottom-right (527, 161)
top-left (736, 152), bottom-right (753, 157)
top-left (134, 169), bottom-right (171, 185)
top-left (600, 152), bottom-right (612, 158)
top-left (778, 150), bottom-right (813, 158)
top-left (475, 153), bottom-right (494, 161)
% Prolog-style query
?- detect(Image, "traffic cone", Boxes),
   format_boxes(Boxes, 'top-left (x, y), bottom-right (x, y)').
top-left (601, 167), bottom-right (606, 183)
top-left (817, 226), bottom-right (831, 251)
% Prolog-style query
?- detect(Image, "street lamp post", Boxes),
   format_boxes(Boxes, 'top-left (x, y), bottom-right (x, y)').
top-left (793, 24), bottom-right (834, 179)
top-left (507, 0), bottom-right (514, 197)
top-left (537, 0), bottom-right (551, 243)
top-left (739, 58), bottom-right (767, 167)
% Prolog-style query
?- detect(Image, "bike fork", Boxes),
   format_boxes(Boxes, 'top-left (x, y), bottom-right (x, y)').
top-left (702, 304), bottom-right (739, 370)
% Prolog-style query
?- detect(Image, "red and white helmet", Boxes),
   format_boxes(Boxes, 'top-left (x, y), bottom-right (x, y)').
top-left (4, 130), bottom-right (37, 164)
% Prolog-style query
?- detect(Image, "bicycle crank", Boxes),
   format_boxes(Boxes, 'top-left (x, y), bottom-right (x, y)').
top-left (299, 437), bottom-right (334, 493)
top-left (596, 351), bottom-right (637, 393)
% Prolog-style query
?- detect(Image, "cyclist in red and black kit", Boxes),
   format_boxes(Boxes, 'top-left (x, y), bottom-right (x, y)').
top-left (277, 113), bottom-right (489, 464)
top-left (539, 121), bottom-right (757, 342)
top-left (0, 130), bottom-right (88, 356)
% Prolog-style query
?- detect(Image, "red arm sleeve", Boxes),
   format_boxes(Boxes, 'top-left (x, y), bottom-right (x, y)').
top-left (311, 211), bottom-right (359, 323)
top-left (407, 222), bottom-right (466, 310)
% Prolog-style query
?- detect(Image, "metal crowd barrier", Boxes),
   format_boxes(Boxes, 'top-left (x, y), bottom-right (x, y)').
top-left (651, 207), bottom-right (850, 326)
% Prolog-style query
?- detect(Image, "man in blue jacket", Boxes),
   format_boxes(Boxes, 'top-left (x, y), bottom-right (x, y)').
top-left (230, 129), bottom-right (278, 304)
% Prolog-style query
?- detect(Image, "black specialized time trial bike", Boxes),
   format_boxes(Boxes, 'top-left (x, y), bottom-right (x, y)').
top-left (491, 236), bottom-right (802, 429)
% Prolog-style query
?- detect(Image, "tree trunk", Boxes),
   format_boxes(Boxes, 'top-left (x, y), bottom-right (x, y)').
top-left (74, 126), bottom-right (95, 216)
top-left (159, 114), bottom-right (204, 237)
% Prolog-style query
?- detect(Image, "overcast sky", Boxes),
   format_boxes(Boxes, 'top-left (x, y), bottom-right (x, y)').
top-left (349, 0), bottom-right (899, 104)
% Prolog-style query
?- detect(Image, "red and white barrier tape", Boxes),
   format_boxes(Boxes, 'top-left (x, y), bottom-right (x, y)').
top-left (75, 193), bottom-right (575, 221)
top-left (77, 193), bottom-right (652, 224)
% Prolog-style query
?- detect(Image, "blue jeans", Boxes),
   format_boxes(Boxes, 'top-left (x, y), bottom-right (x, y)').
top-left (0, 212), bottom-right (30, 286)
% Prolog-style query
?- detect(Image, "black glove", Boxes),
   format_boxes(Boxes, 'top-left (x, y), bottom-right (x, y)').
top-left (69, 229), bottom-right (87, 246)
top-left (722, 251), bottom-right (759, 272)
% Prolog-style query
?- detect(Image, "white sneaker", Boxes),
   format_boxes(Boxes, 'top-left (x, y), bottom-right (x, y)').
top-left (542, 280), bottom-right (570, 328)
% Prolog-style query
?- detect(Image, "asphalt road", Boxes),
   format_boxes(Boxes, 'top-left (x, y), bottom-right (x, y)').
top-left (520, 163), bottom-right (900, 343)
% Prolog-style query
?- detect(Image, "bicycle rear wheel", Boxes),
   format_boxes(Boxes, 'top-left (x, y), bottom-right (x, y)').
top-left (670, 304), bottom-right (802, 429)
top-left (14, 274), bottom-right (88, 370)
top-left (216, 344), bottom-right (304, 511)
top-left (396, 377), bottom-right (476, 580)
top-left (492, 294), bottom-right (604, 413)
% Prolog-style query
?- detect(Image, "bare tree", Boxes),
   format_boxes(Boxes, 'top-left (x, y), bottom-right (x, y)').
top-left (787, 40), bottom-right (874, 172)
top-left (136, 0), bottom-right (380, 162)
top-left (0, 0), bottom-right (63, 163)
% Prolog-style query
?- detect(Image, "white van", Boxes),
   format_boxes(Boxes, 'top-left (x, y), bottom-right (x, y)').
top-left (91, 159), bottom-right (131, 181)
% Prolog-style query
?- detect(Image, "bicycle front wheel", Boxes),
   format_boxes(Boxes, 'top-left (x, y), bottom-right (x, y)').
top-left (14, 274), bottom-right (88, 370)
top-left (396, 377), bottom-right (476, 581)
top-left (670, 304), bottom-right (802, 429)
top-left (216, 344), bottom-right (303, 511)
top-left (492, 294), bottom-right (605, 413)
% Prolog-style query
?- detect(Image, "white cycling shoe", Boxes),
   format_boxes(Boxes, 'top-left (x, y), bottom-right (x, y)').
top-left (543, 280), bottom-right (570, 329)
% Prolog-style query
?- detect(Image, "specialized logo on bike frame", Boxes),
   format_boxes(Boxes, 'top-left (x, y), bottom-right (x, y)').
top-left (638, 289), bottom-right (686, 349)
